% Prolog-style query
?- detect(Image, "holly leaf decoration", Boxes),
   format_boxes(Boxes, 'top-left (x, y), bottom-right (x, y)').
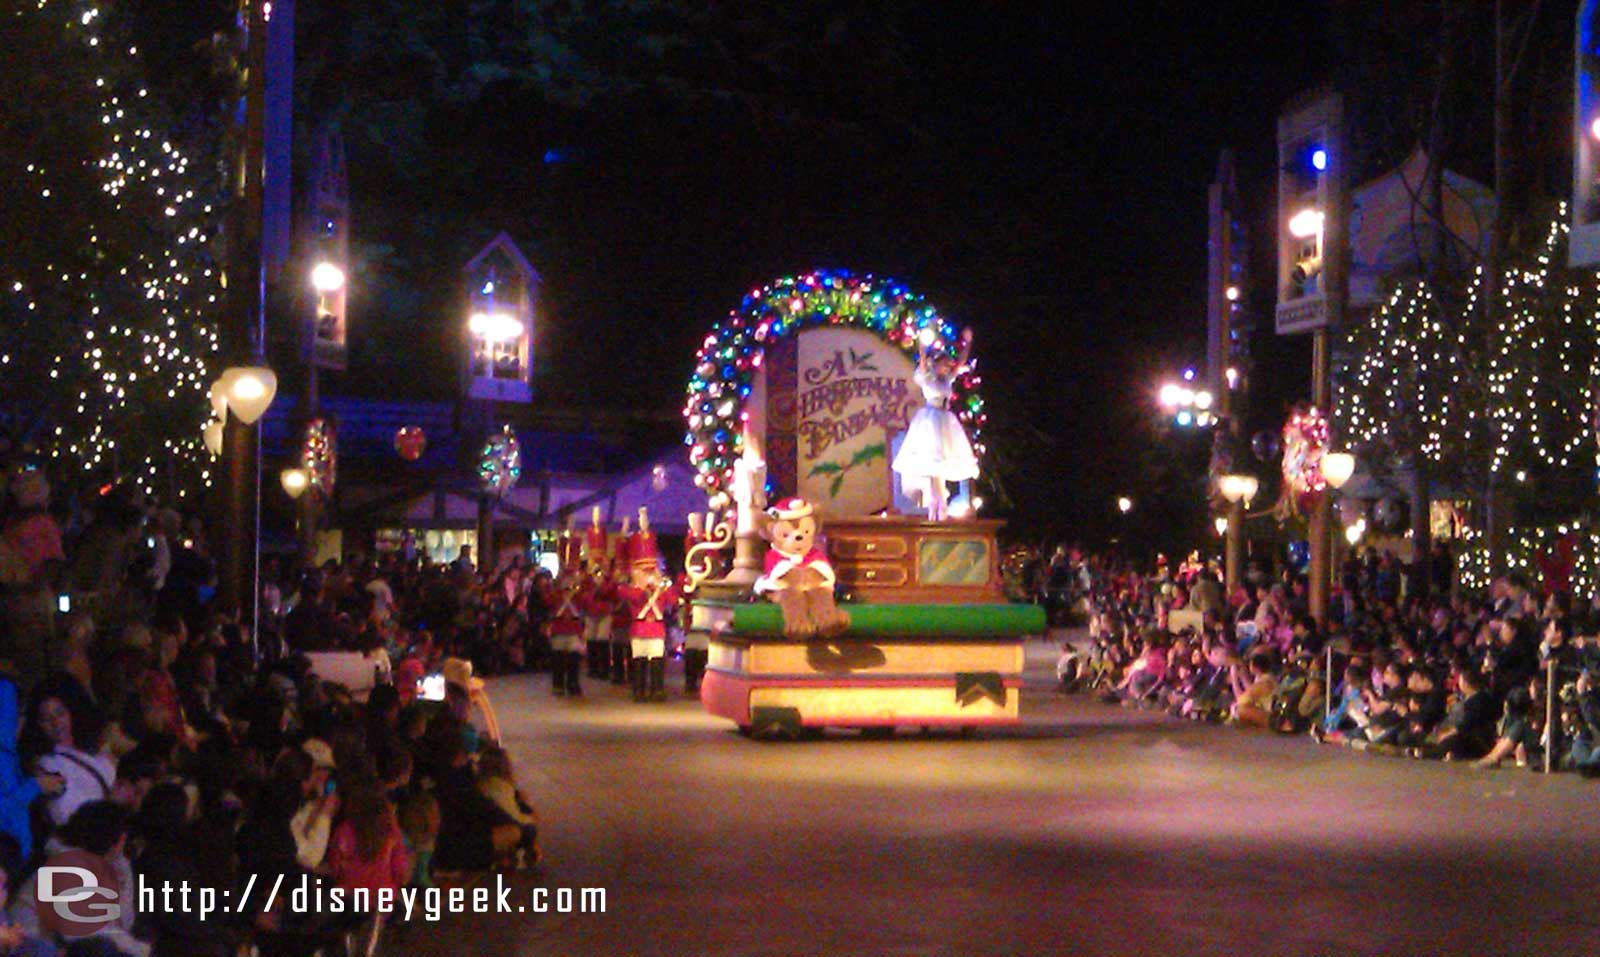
top-left (849, 442), bottom-right (885, 467)
top-left (808, 461), bottom-right (843, 477)
top-left (848, 348), bottom-right (879, 372)
top-left (830, 474), bottom-right (845, 498)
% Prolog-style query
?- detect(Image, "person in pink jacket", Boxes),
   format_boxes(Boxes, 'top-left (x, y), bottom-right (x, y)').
top-left (325, 785), bottom-right (410, 905)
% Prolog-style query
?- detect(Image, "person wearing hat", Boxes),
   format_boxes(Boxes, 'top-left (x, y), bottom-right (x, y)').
top-left (606, 552), bottom-right (633, 687)
top-left (579, 508), bottom-right (615, 682)
top-left (615, 509), bottom-right (680, 702)
top-left (291, 738), bottom-right (339, 870)
top-left (545, 530), bottom-right (587, 697)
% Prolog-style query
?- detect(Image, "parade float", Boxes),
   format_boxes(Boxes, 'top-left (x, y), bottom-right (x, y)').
top-left (681, 270), bottom-right (1045, 738)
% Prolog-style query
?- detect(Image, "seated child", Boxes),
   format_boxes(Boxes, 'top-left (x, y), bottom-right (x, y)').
top-left (476, 747), bottom-right (540, 868)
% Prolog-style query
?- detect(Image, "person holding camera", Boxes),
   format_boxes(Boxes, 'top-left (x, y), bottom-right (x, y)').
top-left (1561, 670), bottom-right (1600, 775)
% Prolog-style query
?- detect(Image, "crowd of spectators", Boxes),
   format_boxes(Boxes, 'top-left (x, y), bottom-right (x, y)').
top-left (1052, 544), bottom-right (1600, 774)
top-left (0, 473), bottom-right (545, 956)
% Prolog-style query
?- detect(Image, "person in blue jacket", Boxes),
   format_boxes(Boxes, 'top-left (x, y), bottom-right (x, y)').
top-left (0, 676), bottom-right (62, 861)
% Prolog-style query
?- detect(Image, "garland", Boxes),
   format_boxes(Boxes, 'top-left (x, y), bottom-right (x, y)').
top-left (1279, 405), bottom-right (1328, 517)
top-left (683, 269), bottom-right (984, 509)
top-left (479, 425), bottom-right (521, 497)
top-left (301, 418), bottom-right (336, 495)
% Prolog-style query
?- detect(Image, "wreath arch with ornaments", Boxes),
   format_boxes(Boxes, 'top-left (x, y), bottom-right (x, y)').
top-left (683, 269), bottom-right (986, 510)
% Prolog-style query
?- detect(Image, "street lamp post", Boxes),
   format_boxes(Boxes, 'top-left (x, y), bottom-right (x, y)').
top-left (1320, 450), bottom-right (1355, 617)
top-left (219, 0), bottom-right (270, 637)
top-left (1219, 472), bottom-right (1259, 596)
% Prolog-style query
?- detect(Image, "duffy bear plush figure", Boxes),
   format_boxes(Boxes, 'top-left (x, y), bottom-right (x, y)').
top-left (754, 497), bottom-right (850, 640)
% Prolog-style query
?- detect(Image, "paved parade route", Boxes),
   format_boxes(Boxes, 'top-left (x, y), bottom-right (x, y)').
top-left (405, 642), bottom-right (1600, 957)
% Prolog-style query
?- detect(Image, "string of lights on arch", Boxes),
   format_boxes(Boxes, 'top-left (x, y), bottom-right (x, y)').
top-left (683, 270), bottom-right (985, 510)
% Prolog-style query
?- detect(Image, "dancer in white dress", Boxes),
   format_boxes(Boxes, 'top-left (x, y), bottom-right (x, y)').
top-left (892, 326), bottom-right (979, 520)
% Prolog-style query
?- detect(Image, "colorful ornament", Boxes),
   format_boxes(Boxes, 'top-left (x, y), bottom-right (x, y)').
top-left (682, 269), bottom-right (985, 509)
top-left (301, 418), bottom-right (336, 496)
top-left (395, 426), bottom-right (426, 462)
top-left (1280, 406), bottom-right (1329, 515)
top-left (479, 425), bottom-right (521, 497)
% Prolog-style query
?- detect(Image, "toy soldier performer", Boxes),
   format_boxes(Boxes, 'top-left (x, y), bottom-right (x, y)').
top-left (545, 528), bottom-right (587, 696)
top-left (617, 508), bottom-right (680, 702)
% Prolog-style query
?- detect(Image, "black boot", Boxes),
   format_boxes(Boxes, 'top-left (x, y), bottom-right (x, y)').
top-left (687, 648), bottom-right (707, 694)
top-left (565, 651), bottom-right (583, 696)
top-left (630, 657), bottom-right (646, 701)
top-left (611, 641), bottom-right (629, 685)
top-left (649, 657), bottom-right (666, 701)
top-left (551, 652), bottom-right (566, 696)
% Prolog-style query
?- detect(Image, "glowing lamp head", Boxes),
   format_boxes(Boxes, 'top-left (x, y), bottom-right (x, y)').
top-left (1175, 410), bottom-right (1193, 427)
top-left (1116, 496), bottom-right (1133, 514)
top-left (1214, 516), bottom-right (1229, 536)
top-left (218, 366), bottom-right (277, 425)
top-left (310, 261), bottom-right (346, 294)
top-left (1159, 383), bottom-right (1182, 409)
top-left (468, 311), bottom-right (525, 344)
top-left (1193, 390), bottom-right (1213, 411)
top-left (280, 467), bottom-right (309, 500)
top-left (917, 327), bottom-right (936, 347)
top-left (1288, 209), bottom-right (1325, 239)
top-left (1590, 117), bottom-right (1600, 142)
top-left (1345, 519), bottom-right (1366, 546)
top-left (1225, 285), bottom-right (1240, 302)
top-left (1310, 147), bottom-right (1328, 172)
top-left (1219, 473), bottom-right (1259, 505)
top-left (1322, 451), bottom-right (1356, 490)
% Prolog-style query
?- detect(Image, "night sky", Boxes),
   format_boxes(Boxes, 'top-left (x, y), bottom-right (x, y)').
top-left (127, 0), bottom-right (1349, 544)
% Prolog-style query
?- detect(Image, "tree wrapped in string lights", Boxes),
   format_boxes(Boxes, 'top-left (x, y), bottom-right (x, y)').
top-left (1341, 212), bottom-right (1596, 484)
top-left (1337, 209), bottom-right (1600, 586)
top-left (0, 0), bottom-right (222, 498)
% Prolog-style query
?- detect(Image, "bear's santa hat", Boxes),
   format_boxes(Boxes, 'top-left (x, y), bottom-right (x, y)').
top-left (766, 496), bottom-right (813, 522)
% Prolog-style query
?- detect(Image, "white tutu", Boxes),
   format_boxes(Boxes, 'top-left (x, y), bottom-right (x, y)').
top-left (893, 406), bottom-right (979, 483)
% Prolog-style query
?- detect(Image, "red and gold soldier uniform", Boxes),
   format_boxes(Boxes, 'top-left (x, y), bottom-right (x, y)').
top-left (545, 532), bottom-right (588, 696)
top-left (615, 508), bottom-right (680, 702)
